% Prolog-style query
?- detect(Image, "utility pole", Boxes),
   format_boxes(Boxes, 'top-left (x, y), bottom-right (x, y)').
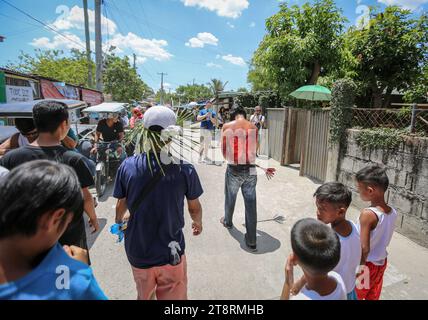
top-left (133, 53), bottom-right (137, 70)
top-left (95, 0), bottom-right (103, 91)
top-left (158, 72), bottom-right (167, 105)
top-left (83, 0), bottom-right (92, 87)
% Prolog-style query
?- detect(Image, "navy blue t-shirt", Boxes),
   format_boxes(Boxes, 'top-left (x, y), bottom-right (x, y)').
top-left (113, 154), bottom-right (203, 269)
top-left (199, 109), bottom-right (216, 130)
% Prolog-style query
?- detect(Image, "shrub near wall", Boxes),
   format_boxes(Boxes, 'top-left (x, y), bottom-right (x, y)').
top-left (338, 129), bottom-right (428, 247)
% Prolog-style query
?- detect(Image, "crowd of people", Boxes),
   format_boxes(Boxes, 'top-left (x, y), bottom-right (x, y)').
top-left (0, 100), bottom-right (397, 301)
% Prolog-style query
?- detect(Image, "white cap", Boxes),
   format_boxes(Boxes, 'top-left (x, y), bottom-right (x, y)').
top-left (143, 105), bottom-right (176, 129)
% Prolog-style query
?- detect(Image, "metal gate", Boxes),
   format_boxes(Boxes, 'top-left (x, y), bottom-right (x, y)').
top-left (283, 108), bottom-right (307, 165)
top-left (299, 109), bottom-right (330, 182)
top-left (266, 108), bottom-right (286, 162)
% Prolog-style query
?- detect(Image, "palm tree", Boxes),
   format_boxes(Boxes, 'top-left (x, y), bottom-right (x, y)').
top-left (209, 79), bottom-right (228, 97)
top-left (208, 79), bottom-right (228, 114)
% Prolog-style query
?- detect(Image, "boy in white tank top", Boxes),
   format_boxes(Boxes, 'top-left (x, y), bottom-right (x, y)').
top-left (290, 182), bottom-right (361, 299)
top-left (355, 164), bottom-right (397, 300)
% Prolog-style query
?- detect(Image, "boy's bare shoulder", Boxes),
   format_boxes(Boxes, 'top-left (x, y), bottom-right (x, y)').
top-left (359, 208), bottom-right (378, 224)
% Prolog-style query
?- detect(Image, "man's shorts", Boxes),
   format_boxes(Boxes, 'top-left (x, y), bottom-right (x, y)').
top-left (131, 255), bottom-right (187, 300)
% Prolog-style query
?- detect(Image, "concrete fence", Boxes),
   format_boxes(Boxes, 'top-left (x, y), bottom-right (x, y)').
top-left (329, 129), bottom-right (428, 247)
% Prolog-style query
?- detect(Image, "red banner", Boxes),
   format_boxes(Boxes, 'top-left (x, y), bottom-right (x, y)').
top-left (81, 88), bottom-right (103, 106)
top-left (40, 79), bottom-right (64, 99)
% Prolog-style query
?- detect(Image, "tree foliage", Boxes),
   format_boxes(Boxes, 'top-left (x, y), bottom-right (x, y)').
top-left (249, 2), bottom-right (428, 108)
top-left (249, 0), bottom-right (346, 99)
top-left (329, 78), bottom-right (357, 144)
top-left (346, 6), bottom-right (428, 107)
top-left (103, 55), bottom-right (153, 103)
top-left (7, 49), bottom-right (95, 88)
top-left (236, 91), bottom-right (280, 109)
top-left (208, 79), bottom-right (228, 97)
top-left (175, 84), bottom-right (212, 103)
top-left (236, 87), bottom-right (249, 93)
top-left (403, 64), bottom-right (428, 103)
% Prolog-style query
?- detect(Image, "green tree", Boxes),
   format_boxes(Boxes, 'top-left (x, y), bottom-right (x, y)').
top-left (237, 87), bottom-right (249, 93)
top-left (7, 49), bottom-right (95, 88)
top-left (208, 79), bottom-right (228, 96)
top-left (175, 83), bottom-right (212, 102)
top-left (155, 89), bottom-right (180, 105)
top-left (249, 0), bottom-right (346, 99)
top-left (404, 65), bottom-right (428, 103)
top-left (346, 6), bottom-right (428, 107)
top-left (103, 55), bottom-right (153, 103)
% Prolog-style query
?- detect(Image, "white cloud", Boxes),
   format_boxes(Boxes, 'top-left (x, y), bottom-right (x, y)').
top-left (377, 0), bottom-right (428, 10)
top-left (32, 31), bottom-right (172, 63)
top-left (206, 62), bottom-right (222, 68)
top-left (215, 54), bottom-right (221, 59)
top-left (249, 22), bottom-right (256, 28)
top-left (108, 32), bottom-right (172, 61)
top-left (30, 32), bottom-right (86, 50)
top-left (222, 54), bottom-right (246, 67)
top-left (51, 5), bottom-right (117, 34)
top-left (181, 0), bottom-right (249, 19)
top-left (227, 22), bottom-right (235, 29)
top-left (185, 32), bottom-right (219, 48)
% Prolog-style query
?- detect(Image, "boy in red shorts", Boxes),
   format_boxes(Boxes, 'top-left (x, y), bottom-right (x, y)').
top-left (355, 164), bottom-right (397, 300)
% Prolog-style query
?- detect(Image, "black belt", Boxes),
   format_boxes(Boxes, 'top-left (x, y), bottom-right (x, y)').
top-left (228, 164), bottom-right (256, 170)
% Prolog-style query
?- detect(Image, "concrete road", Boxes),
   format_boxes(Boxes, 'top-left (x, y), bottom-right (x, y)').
top-left (88, 141), bottom-right (428, 300)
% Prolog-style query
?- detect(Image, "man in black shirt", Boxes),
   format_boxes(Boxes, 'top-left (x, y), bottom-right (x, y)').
top-left (0, 101), bottom-right (99, 255)
top-left (92, 113), bottom-right (125, 159)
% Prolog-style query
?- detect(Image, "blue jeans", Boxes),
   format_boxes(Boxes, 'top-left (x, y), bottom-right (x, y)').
top-left (224, 165), bottom-right (258, 246)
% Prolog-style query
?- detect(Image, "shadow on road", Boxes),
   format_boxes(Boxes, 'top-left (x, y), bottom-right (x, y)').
top-left (86, 217), bottom-right (108, 250)
top-left (227, 227), bottom-right (281, 254)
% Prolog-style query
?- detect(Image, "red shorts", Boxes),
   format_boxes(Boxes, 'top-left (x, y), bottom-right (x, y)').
top-left (131, 255), bottom-right (187, 300)
top-left (356, 259), bottom-right (387, 300)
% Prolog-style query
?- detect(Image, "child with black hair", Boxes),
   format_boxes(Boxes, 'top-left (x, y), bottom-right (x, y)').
top-left (281, 218), bottom-right (347, 300)
top-left (291, 183), bottom-right (361, 300)
top-left (355, 164), bottom-right (397, 300)
top-left (0, 160), bottom-right (106, 300)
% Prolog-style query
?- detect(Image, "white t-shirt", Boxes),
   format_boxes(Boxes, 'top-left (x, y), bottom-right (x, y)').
top-left (291, 271), bottom-right (347, 300)
top-left (250, 114), bottom-right (265, 127)
top-left (121, 116), bottom-right (130, 128)
top-left (334, 221), bottom-right (361, 294)
top-left (357, 206), bottom-right (397, 266)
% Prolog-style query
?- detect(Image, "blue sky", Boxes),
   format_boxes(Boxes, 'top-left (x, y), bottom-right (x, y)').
top-left (0, 0), bottom-right (427, 92)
